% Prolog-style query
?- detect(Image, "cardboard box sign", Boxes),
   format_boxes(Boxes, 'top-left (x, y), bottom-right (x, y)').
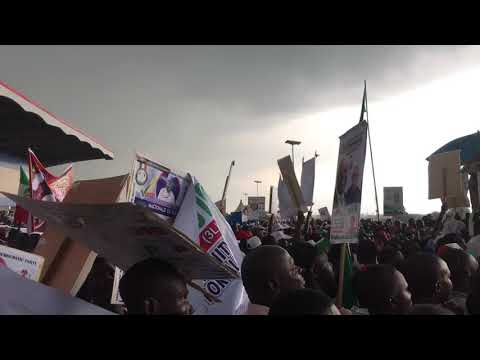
top-left (277, 156), bottom-right (307, 212)
top-left (428, 150), bottom-right (462, 200)
top-left (3, 192), bottom-right (239, 280)
top-left (33, 174), bottom-right (130, 296)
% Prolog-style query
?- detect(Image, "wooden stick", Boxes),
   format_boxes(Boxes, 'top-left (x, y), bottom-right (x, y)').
top-left (188, 280), bottom-right (222, 303)
top-left (336, 243), bottom-right (347, 308)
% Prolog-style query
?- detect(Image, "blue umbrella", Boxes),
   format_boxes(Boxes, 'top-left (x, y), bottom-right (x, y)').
top-left (428, 131), bottom-right (480, 165)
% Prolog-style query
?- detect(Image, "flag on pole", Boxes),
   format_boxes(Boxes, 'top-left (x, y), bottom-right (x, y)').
top-left (13, 166), bottom-right (30, 225)
top-left (359, 81), bottom-right (367, 123)
top-left (27, 149), bottom-right (74, 231)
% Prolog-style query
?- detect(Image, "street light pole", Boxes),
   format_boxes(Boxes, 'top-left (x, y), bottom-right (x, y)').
top-left (243, 193), bottom-right (248, 203)
top-left (254, 180), bottom-right (262, 196)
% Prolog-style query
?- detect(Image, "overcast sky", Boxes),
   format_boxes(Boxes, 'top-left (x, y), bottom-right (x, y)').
top-left (2, 45), bottom-right (480, 215)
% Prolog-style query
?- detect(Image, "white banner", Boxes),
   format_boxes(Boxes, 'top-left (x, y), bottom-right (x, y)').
top-left (277, 156), bottom-right (307, 212)
top-left (174, 178), bottom-right (249, 315)
top-left (0, 244), bottom-right (44, 281)
top-left (301, 157), bottom-right (316, 207)
top-left (278, 176), bottom-right (296, 219)
top-left (330, 121), bottom-right (368, 244)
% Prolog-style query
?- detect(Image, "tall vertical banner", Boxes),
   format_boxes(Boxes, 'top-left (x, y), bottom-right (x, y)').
top-left (300, 157), bottom-right (316, 207)
top-left (383, 187), bottom-right (404, 215)
top-left (174, 178), bottom-right (248, 315)
top-left (330, 121), bottom-right (368, 244)
top-left (130, 153), bottom-right (190, 224)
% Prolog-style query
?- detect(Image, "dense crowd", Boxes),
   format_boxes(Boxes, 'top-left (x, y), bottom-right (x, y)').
top-left (3, 200), bottom-right (480, 316)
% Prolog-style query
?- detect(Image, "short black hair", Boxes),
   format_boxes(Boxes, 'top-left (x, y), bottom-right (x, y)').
top-left (357, 240), bottom-right (377, 264)
top-left (398, 253), bottom-right (442, 303)
top-left (119, 258), bottom-right (186, 314)
top-left (408, 304), bottom-right (454, 315)
top-left (352, 264), bottom-right (397, 314)
top-left (378, 246), bottom-right (403, 268)
top-left (439, 248), bottom-right (472, 292)
top-left (241, 245), bottom-right (288, 304)
top-left (269, 288), bottom-right (335, 315)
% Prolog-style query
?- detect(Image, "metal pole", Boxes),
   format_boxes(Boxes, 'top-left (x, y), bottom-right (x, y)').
top-left (365, 80), bottom-right (380, 222)
top-left (291, 144), bottom-right (295, 166)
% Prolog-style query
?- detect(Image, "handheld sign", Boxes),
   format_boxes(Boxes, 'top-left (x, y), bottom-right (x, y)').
top-left (0, 244), bottom-right (44, 281)
top-left (2, 192), bottom-right (239, 281)
top-left (277, 156), bottom-right (307, 213)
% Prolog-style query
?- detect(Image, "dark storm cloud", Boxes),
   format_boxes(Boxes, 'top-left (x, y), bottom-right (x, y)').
top-left (1, 45), bottom-right (479, 207)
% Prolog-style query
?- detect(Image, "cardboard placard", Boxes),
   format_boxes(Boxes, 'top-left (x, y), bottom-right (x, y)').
top-left (34, 175), bottom-right (129, 296)
top-left (4, 192), bottom-right (238, 280)
top-left (277, 156), bottom-right (307, 213)
top-left (428, 150), bottom-right (462, 199)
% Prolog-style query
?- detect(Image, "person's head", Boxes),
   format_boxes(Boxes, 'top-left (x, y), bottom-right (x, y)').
top-left (269, 288), bottom-right (340, 315)
top-left (416, 219), bottom-right (424, 229)
top-left (357, 240), bottom-right (377, 265)
top-left (165, 178), bottom-right (175, 192)
top-left (289, 243), bottom-right (337, 298)
top-left (352, 265), bottom-right (412, 315)
top-left (241, 245), bottom-right (305, 307)
top-left (261, 235), bottom-right (278, 246)
top-left (440, 248), bottom-right (478, 293)
top-left (408, 304), bottom-right (455, 315)
top-left (454, 213), bottom-right (461, 221)
top-left (119, 258), bottom-right (192, 315)
top-left (399, 253), bottom-right (453, 304)
top-left (378, 246), bottom-right (405, 269)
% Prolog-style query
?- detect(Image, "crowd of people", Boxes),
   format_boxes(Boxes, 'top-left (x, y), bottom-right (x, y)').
top-left (4, 201), bottom-right (480, 316)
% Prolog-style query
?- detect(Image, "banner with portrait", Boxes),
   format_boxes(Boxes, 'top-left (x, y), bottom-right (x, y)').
top-left (383, 187), bottom-right (404, 215)
top-left (130, 153), bottom-right (190, 224)
top-left (330, 121), bottom-right (368, 244)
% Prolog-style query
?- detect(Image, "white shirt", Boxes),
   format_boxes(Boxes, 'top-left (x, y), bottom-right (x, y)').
top-left (157, 187), bottom-right (175, 205)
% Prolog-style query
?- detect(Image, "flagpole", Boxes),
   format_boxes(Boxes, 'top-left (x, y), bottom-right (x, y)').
top-left (364, 80), bottom-right (380, 222)
top-left (27, 149), bottom-right (34, 234)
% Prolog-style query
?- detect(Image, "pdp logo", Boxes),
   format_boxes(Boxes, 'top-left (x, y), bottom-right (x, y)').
top-left (199, 220), bottom-right (222, 252)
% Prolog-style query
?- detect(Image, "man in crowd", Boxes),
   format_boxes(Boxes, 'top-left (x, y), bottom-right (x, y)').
top-left (399, 253), bottom-right (457, 313)
top-left (352, 264), bottom-right (413, 315)
top-left (269, 288), bottom-right (341, 315)
top-left (439, 247), bottom-right (478, 314)
top-left (241, 245), bottom-right (305, 315)
top-left (119, 258), bottom-right (193, 315)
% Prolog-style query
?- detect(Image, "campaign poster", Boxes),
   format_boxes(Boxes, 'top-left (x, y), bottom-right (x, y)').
top-left (131, 153), bottom-right (190, 223)
top-left (0, 244), bottom-right (44, 281)
top-left (330, 121), bottom-right (368, 244)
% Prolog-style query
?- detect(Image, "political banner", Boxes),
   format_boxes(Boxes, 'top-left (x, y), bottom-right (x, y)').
top-left (277, 156), bottom-right (307, 213)
top-left (13, 166), bottom-right (30, 225)
top-left (174, 178), bottom-right (249, 315)
top-left (301, 157), bottom-right (316, 207)
top-left (130, 153), bottom-right (190, 223)
top-left (318, 207), bottom-right (331, 222)
top-left (383, 187), bottom-right (404, 215)
top-left (330, 121), bottom-right (368, 244)
top-left (0, 244), bottom-right (44, 281)
top-left (2, 192), bottom-right (239, 281)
